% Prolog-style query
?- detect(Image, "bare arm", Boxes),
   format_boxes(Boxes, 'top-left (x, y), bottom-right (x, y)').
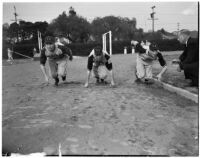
top-left (156, 65), bottom-right (167, 81)
top-left (109, 70), bottom-right (115, 86)
top-left (40, 64), bottom-right (49, 83)
top-left (84, 70), bottom-right (91, 88)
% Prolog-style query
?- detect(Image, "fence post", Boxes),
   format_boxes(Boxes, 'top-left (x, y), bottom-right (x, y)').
top-left (124, 47), bottom-right (127, 54)
top-left (132, 47), bottom-right (135, 54)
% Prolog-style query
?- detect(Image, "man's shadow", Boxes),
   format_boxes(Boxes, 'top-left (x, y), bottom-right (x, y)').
top-left (56, 81), bottom-right (83, 88)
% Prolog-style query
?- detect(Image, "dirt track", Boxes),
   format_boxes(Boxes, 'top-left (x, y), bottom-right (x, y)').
top-left (2, 54), bottom-right (198, 156)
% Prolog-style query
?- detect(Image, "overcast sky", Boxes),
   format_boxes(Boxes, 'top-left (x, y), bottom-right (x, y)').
top-left (3, 2), bottom-right (198, 32)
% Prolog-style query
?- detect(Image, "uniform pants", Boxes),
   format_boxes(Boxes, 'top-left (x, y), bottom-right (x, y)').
top-left (136, 54), bottom-right (153, 79)
top-left (48, 59), bottom-right (68, 79)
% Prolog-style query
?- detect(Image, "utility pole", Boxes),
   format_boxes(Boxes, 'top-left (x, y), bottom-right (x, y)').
top-left (177, 22), bottom-right (180, 32)
top-left (148, 6), bottom-right (158, 33)
top-left (11, 6), bottom-right (22, 43)
top-left (11, 6), bottom-right (19, 42)
top-left (13, 6), bottom-right (18, 23)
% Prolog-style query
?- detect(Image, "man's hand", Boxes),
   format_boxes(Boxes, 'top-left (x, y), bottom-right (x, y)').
top-left (84, 82), bottom-right (89, 88)
top-left (110, 80), bottom-right (115, 87)
top-left (156, 74), bottom-right (162, 81)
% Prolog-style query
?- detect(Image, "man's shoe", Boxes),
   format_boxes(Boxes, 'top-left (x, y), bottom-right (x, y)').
top-left (145, 79), bottom-right (154, 84)
top-left (100, 79), bottom-right (108, 84)
top-left (135, 78), bottom-right (142, 84)
top-left (54, 77), bottom-right (59, 86)
top-left (96, 78), bottom-right (100, 84)
top-left (100, 79), bottom-right (106, 83)
top-left (62, 76), bottom-right (66, 81)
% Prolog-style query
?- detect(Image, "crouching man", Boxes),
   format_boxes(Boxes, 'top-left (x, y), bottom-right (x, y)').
top-left (40, 35), bottom-right (73, 86)
top-left (84, 46), bottom-right (115, 88)
top-left (132, 40), bottom-right (167, 83)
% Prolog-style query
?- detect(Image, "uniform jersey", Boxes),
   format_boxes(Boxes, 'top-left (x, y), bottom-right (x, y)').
top-left (40, 45), bottom-right (72, 65)
top-left (87, 49), bottom-right (112, 71)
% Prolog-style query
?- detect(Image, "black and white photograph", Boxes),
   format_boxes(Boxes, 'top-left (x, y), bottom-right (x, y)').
top-left (2, 0), bottom-right (199, 156)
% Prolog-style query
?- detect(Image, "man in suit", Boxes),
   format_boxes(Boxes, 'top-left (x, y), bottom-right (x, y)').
top-left (176, 29), bottom-right (199, 87)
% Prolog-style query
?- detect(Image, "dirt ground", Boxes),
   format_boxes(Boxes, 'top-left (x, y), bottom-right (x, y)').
top-left (2, 53), bottom-right (199, 156)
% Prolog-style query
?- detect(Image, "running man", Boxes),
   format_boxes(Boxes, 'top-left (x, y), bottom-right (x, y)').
top-left (40, 35), bottom-right (73, 86)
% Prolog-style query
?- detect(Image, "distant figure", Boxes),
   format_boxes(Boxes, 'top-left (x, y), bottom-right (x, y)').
top-left (84, 45), bottom-right (115, 88)
top-left (33, 48), bottom-right (37, 57)
top-left (176, 29), bottom-right (199, 87)
top-left (7, 48), bottom-right (14, 64)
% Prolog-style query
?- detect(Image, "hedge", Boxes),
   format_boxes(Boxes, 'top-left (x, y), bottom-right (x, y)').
top-left (2, 40), bottom-right (38, 59)
top-left (151, 39), bottom-right (184, 51)
top-left (2, 39), bottom-right (184, 59)
top-left (68, 39), bottom-right (184, 55)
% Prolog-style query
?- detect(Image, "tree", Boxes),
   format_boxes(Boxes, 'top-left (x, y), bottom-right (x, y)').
top-left (18, 20), bottom-right (34, 41)
top-left (8, 22), bottom-right (20, 42)
top-left (6, 20), bottom-right (48, 43)
top-left (48, 10), bottom-right (91, 43)
top-left (32, 21), bottom-right (48, 41)
top-left (3, 23), bottom-right (9, 40)
top-left (91, 16), bottom-right (137, 42)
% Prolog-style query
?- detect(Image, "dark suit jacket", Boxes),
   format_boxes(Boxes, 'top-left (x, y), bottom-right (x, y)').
top-left (179, 37), bottom-right (199, 66)
top-left (179, 37), bottom-right (199, 85)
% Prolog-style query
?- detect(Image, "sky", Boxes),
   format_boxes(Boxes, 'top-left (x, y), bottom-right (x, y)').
top-left (2, 1), bottom-right (199, 32)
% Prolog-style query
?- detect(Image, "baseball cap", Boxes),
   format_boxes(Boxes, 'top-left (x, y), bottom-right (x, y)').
top-left (45, 36), bottom-right (55, 44)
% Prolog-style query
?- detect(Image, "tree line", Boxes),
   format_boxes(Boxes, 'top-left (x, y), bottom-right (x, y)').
top-left (3, 7), bottom-right (141, 44)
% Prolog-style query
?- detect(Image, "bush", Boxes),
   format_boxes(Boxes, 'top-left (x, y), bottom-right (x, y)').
top-left (67, 42), bottom-right (101, 56)
top-left (2, 40), bottom-right (38, 59)
top-left (68, 39), bottom-right (184, 56)
top-left (13, 43), bottom-right (37, 59)
top-left (2, 39), bottom-right (184, 59)
top-left (151, 39), bottom-right (184, 51)
top-left (68, 40), bottom-right (132, 56)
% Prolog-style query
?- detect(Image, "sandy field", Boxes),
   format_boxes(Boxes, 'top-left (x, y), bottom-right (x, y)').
top-left (2, 53), bottom-right (198, 156)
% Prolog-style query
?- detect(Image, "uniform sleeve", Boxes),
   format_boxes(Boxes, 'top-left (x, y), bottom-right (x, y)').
top-left (104, 53), bottom-right (110, 60)
top-left (87, 55), bottom-right (93, 71)
top-left (63, 46), bottom-right (73, 57)
top-left (157, 52), bottom-right (167, 67)
top-left (57, 46), bottom-right (70, 59)
top-left (40, 48), bottom-right (47, 65)
top-left (135, 44), bottom-right (146, 54)
top-left (179, 46), bottom-right (187, 62)
top-left (104, 54), bottom-right (112, 70)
